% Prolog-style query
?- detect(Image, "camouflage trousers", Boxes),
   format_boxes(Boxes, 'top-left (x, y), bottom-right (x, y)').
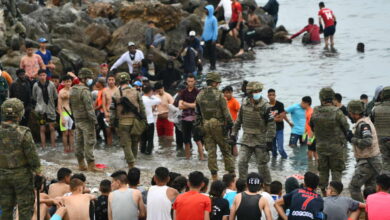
top-left (317, 144), bottom-right (345, 190)
top-left (379, 141), bottom-right (390, 175)
top-left (118, 124), bottom-right (139, 164)
top-left (0, 168), bottom-right (34, 220)
top-left (203, 120), bottom-right (235, 175)
top-left (75, 120), bottom-right (96, 163)
top-left (238, 145), bottom-right (271, 184)
top-left (349, 156), bottom-right (382, 202)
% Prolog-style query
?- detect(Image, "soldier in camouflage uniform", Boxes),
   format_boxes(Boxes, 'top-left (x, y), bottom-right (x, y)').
top-left (112, 72), bottom-right (146, 168)
top-left (347, 100), bottom-right (382, 202)
top-left (310, 87), bottom-right (349, 195)
top-left (371, 86), bottom-right (390, 175)
top-left (70, 68), bottom-right (102, 172)
top-left (231, 81), bottom-right (275, 184)
top-left (0, 98), bottom-right (41, 220)
top-left (195, 72), bottom-right (235, 180)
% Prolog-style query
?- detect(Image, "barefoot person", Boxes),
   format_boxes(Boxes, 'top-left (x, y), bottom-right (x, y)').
top-left (102, 74), bottom-right (118, 147)
top-left (58, 75), bottom-right (75, 153)
top-left (49, 168), bottom-right (72, 198)
top-left (318, 2), bottom-right (337, 49)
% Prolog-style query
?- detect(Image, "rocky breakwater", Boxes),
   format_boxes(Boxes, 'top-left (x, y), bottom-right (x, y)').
top-left (0, 0), bottom-right (291, 77)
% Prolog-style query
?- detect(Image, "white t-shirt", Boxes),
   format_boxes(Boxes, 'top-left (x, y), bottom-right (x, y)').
top-left (261, 191), bottom-right (278, 220)
top-left (218, 0), bottom-right (232, 17)
top-left (110, 50), bottom-right (144, 74)
top-left (142, 95), bottom-right (161, 124)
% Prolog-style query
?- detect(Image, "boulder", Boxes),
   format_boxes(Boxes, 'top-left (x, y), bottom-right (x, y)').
top-left (87, 2), bottom-right (116, 19)
top-left (254, 26), bottom-right (274, 44)
top-left (52, 23), bottom-right (84, 43)
top-left (0, 51), bottom-right (23, 68)
top-left (275, 25), bottom-right (288, 34)
top-left (58, 49), bottom-right (83, 73)
top-left (241, 0), bottom-right (258, 9)
top-left (273, 31), bottom-right (291, 43)
top-left (165, 14), bottom-right (203, 54)
top-left (192, 1), bottom-right (208, 18)
top-left (219, 33), bottom-right (241, 55)
top-left (51, 56), bottom-right (64, 75)
top-left (53, 39), bottom-right (107, 63)
top-left (0, 39), bottom-right (8, 58)
top-left (119, 2), bottom-right (182, 31)
top-left (255, 8), bottom-right (274, 28)
top-left (84, 23), bottom-right (111, 49)
top-left (215, 47), bottom-right (233, 60)
top-left (22, 15), bottom-right (50, 41)
top-left (83, 61), bottom-right (100, 76)
top-left (180, 0), bottom-right (201, 13)
top-left (17, 1), bottom-right (39, 14)
top-left (234, 51), bottom-right (256, 60)
top-left (94, 17), bottom-right (123, 33)
top-left (46, 44), bottom-right (62, 57)
top-left (106, 19), bottom-right (149, 56)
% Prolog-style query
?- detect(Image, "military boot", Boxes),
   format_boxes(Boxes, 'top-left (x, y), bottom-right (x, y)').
top-left (212, 174), bottom-right (218, 181)
top-left (128, 162), bottom-right (134, 168)
top-left (87, 162), bottom-right (103, 172)
top-left (78, 159), bottom-right (87, 171)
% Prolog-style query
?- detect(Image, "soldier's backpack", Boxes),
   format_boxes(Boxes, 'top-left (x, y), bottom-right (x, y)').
top-left (0, 71), bottom-right (9, 106)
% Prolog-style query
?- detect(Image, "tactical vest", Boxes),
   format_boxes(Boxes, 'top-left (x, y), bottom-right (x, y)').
top-left (113, 86), bottom-right (140, 125)
top-left (353, 117), bottom-right (380, 158)
top-left (198, 87), bottom-right (224, 122)
top-left (241, 98), bottom-right (268, 135)
top-left (69, 85), bottom-right (92, 120)
top-left (0, 123), bottom-right (29, 169)
top-left (372, 101), bottom-right (390, 138)
top-left (311, 105), bottom-right (344, 143)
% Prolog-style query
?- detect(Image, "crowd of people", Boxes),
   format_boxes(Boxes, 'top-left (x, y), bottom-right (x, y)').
top-left (0, 0), bottom-right (388, 219)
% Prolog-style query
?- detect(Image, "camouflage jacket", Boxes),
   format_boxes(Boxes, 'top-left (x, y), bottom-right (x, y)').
top-left (371, 101), bottom-right (390, 139)
top-left (351, 117), bottom-right (380, 159)
top-left (70, 84), bottom-right (97, 123)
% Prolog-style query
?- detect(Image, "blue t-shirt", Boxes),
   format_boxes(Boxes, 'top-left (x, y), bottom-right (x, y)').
top-left (286, 103), bottom-right (306, 135)
top-left (223, 191), bottom-right (237, 208)
top-left (36, 50), bottom-right (52, 77)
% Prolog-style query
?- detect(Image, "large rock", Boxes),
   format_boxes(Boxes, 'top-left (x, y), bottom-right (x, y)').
top-left (58, 49), bottom-right (83, 73)
top-left (94, 17), bottom-right (123, 33)
top-left (106, 19), bottom-right (148, 56)
top-left (51, 56), bottom-right (64, 75)
top-left (87, 2), bottom-right (116, 19)
top-left (22, 15), bottom-right (50, 41)
top-left (180, 0), bottom-right (201, 13)
top-left (241, 0), bottom-right (258, 9)
top-left (220, 33), bottom-right (241, 55)
top-left (53, 39), bottom-right (107, 63)
top-left (273, 31), bottom-right (291, 44)
top-left (254, 26), bottom-right (274, 44)
top-left (52, 23), bottom-right (84, 43)
top-left (84, 23), bottom-right (111, 49)
top-left (215, 47), bottom-right (233, 60)
top-left (165, 14), bottom-right (203, 54)
top-left (119, 2), bottom-right (182, 31)
top-left (0, 51), bottom-right (23, 68)
top-left (255, 8), bottom-right (274, 28)
top-left (17, 1), bottom-right (39, 14)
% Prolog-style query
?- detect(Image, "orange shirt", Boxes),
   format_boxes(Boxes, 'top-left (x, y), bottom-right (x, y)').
top-left (226, 97), bottom-right (240, 121)
top-left (95, 88), bottom-right (105, 112)
top-left (305, 107), bottom-right (313, 136)
top-left (0, 71), bottom-right (13, 86)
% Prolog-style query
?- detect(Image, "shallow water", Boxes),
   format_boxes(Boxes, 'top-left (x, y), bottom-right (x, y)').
top-left (40, 0), bottom-right (390, 187)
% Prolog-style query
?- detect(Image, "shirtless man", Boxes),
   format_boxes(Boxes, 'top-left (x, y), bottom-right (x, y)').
top-left (62, 178), bottom-right (96, 220)
top-left (102, 74), bottom-right (118, 147)
top-left (49, 168), bottom-right (72, 198)
top-left (58, 75), bottom-right (74, 153)
top-left (245, 5), bottom-right (262, 50)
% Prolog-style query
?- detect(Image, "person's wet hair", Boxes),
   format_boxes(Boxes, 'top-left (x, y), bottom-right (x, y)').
top-left (154, 82), bottom-right (164, 90)
top-left (363, 187), bottom-right (376, 200)
top-left (16, 69), bottom-right (26, 76)
top-left (357, 42), bottom-right (365, 53)
top-left (270, 181), bottom-right (283, 195)
top-left (376, 174), bottom-right (390, 191)
top-left (61, 75), bottom-right (73, 82)
top-left (167, 172), bottom-right (181, 187)
top-left (71, 173), bottom-right (86, 182)
top-left (304, 172), bottom-right (320, 189)
top-left (319, 2), bottom-right (325, 8)
top-left (111, 170), bottom-right (128, 184)
top-left (302, 96), bottom-right (312, 105)
top-left (186, 74), bottom-right (195, 80)
top-left (70, 178), bottom-right (84, 192)
top-left (128, 167), bottom-right (141, 186)
top-left (222, 86), bottom-right (233, 93)
top-left (143, 85), bottom-right (153, 94)
top-left (38, 69), bottom-right (46, 75)
top-left (201, 176), bottom-right (209, 193)
top-left (25, 42), bottom-right (34, 49)
top-left (329, 181), bottom-right (343, 194)
top-left (155, 167), bottom-right (170, 182)
top-left (268, 88), bottom-right (276, 94)
top-left (172, 176), bottom-right (187, 192)
top-left (222, 173), bottom-right (236, 188)
top-left (209, 180), bottom-right (226, 199)
top-left (334, 93), bottom-right (342, 103)
top-left (188, 171), bottom-right (204, 188)
top-left (57, 167), bottom-right (72, 181)
top-left (308, 17), bottom-right (314, 24)
top-left (100, 179), bottom-right (112, 194)
top-left (360, 94), bottom-right (368, 100)
top-left (249, 5), bottom-right (256, 12)
top-left (236, 179), bottom-right (247, 193)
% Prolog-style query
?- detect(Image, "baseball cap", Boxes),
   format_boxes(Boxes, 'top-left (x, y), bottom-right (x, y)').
top-left (247, 172), bottom-right (262, 193)
top-left (128, 41), bottom-right (135, 47)
top-left (100, 63), bottom-right (108, 68)
top-left (38, 37), bottom-right (48, 43)
top-left (133, 81), bottom-right (142, 87)
top-left (189, 31), bottom-right (196, 36)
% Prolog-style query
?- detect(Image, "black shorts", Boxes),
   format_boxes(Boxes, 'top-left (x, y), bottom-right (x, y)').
top-left (324, 25), bottom-right (336, 37)
top-left (38, 113), bottom-right (55, 126)
top-left (182, 120), bottom-right (202, 144)
top-left (308, 139), bottom-right (317, 152)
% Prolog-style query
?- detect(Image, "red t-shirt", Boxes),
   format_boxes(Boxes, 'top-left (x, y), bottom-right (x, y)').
top-left (366, 192), bottom-right (390, 220)
top-left (290, 24), bottom-right (320, 42)
top-left (231, 2), bottom-right (242, 23)
top-left (318, 8), bottom-right (335, 27)
top-left (173, 190), bottom-right (211, 220)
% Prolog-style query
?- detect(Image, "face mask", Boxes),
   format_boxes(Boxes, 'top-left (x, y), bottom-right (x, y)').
top-left (253, 92), bottom-right (262, 100)
top-left (86, 79), bottom-right (93, 86)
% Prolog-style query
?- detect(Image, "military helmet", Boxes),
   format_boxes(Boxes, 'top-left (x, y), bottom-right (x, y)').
top-left (246, 81), bottom-right (264, 94)
top-left (206, 72), bottom-right (221, 83)
top-left (382, 86), bottom-right (390, 100)
top-left (319, 87), bottom-right (335, 102)
top-left (116, 72), bottom-right (130, 83)
top-left (78, 68), bottom-right (94, 79)
top-left (347, 100), bottom-right (365, 114)
top-left (1, 98), bottom-right (25, 120)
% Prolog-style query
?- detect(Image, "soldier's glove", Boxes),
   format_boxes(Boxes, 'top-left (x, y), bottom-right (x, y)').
top-left (346, 130), bottom-right (354, 143)
top-left (266, 142), bottom-right (273, 151)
